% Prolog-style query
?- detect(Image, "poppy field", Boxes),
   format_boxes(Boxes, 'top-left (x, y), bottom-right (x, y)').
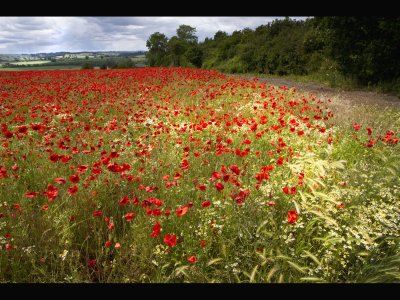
top-left (0, 68), bottom-right (399, 283)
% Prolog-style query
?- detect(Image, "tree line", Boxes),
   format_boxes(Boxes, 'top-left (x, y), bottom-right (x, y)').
top-left (146, 17), bottom-right (400, 88)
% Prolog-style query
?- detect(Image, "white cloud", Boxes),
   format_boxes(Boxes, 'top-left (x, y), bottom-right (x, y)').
top-left (0, 16), bottom-right (309, 54)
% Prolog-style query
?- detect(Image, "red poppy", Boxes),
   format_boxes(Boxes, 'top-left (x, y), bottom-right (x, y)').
top-left (54, 177), bottom-right (66, 184)
top-left (41, 205), bottom-right (49, 211)
top-left (154, 198), bottom-right (163, 207)
top-left (18, 126), bottom-right (28, 134)
top-left (353, 123), bottom-right (361, 131)
top-left (67, 186), bottom-right (78, 195)
top-left (215, 182), bottom-right (224, 191)
top-left (124, 212), bottom-right (136, 222)
top-left (4, 131), bottom-right (13, 139)
top-left (196, 184), bottom-right (206, 191)
top-left (176, 205), bottom-right (189, 217)
top-left (24, 192), bottom-right (37, 198)
top-left (187, 256), bottom-right (197, 263)
top-left (287, 210), bottom-right (298, 224)
top-left (114, 243), bottom-right (121, 249)
top-left (88, 259), bottom-right (96, 269)
top-left (69, 174), bottom-right (80, 184)
top-left (267, 201), bottom-right (276, 206)
top-left (92, 211), bottom-right (103, 217)
top-left (164, 234), bottom-right (177, 247)
top-left (283, 186), bottom-right (289, 194)
top-left (199, 240), bottom-right (207, 248)
top-left (119, 196), bottom-right (130, 206)
top-left (61, 155), bottom-right (72, 163)
top-left (201, 201), bottom-right (211, 208)
top-left (77, 165), bottom-right (89, 174)
top-left (49, 153), bottom-right (60, 162)
top-left (229, 165), bottom-right (240, 175)
top-left (150, 221), bottom-right (161, 237)
top-left (105, 241), bottom-right (112, 247)
top-left (276, 157), bottom-right (284, 166)
top-left (337, 203), bottom-right (345, 209)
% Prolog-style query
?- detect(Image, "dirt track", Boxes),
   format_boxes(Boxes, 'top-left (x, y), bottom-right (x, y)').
top-left (231, 75), bottom-right (400, 108)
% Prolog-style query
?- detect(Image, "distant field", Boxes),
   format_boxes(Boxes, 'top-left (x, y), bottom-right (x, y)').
top-left (0, 65), bottom-right (81, 71)
top-left (9, 60), bottom-right (51, 66)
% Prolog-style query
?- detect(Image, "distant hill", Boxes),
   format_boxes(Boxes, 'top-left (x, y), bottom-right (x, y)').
top-left (0, 51), bottom-right (147, 62)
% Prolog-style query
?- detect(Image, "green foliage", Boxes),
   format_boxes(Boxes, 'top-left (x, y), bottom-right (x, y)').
top-left (81, 62), bottom-right (94, 70)
top-left (146, 17), bottom-right (400, 93)
top-left (146, 32), bottom-right (169, 67)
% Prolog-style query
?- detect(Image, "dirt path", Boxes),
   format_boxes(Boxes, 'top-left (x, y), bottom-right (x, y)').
top-left (230, 75), bottom-right (400, 108)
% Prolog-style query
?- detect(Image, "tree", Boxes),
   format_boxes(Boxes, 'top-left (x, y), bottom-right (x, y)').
top-left (146, 32), bottom-right (169, 66)
top-left (316, 17), bottom-right (400, 84)
top-left (177, 25), bottom-right (198, 44)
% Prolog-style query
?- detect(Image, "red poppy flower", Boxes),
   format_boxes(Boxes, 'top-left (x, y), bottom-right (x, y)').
top-left (67, 185), bottom-right (78, 195)
top-left (4, 131), bottom-right (13, 139)
top-left (105, 241), bottom-right (112, 247)
top-left (215, 182), bottom-right (224, 191)
top-left (187, 256), bottom-right (197, 263)
top-left (41, 205), bottom-right (49, 211)
top-left (119, 196), bottom-right (130, 206)
top-left (176, 205), bottom-right (189, 217)
top-left (199, 240), bottom-right (207, 248)
top-left (276, 157), bottom-right (284, 166)
top-left (77, 165), bottom-right (88, 174)
top-left (283, 186), bottom-right (289, 194)
top-left (24, 192), bottom-right (37, 198)
top-left (88, 259), bottom-right (96, 269)
top-left (108, 222), bottom-right (115, 230)
top-left (229, 165), bottom-right (240, 175)
top-left (287, 210), bottom-right (298, 224)
top-left (353, 123), bottom-right (361, 131)
top-left (164, 234), bottom-right (177, 247)
top-left (124, 212), bottom-right (136, 222)
top-left (114, 243), bottom-right (121, 249)
top-left (92, 211), bottom-right (103, 217)
top-left (267, 201), bottom-right (276, 206)
top-left (196, 184), bottom-right (206, 191)
top-left (49, 153), bottom-right (60, 162)
top-left (202, 201), bottom-right (211, 208)
top-left (54, 177), bottom-right (66, 184)
top-left (18, 126), bottom-right (28, 134)
top-left (69, 174), bottom-right (80, 184)
top-left (61, 155), bottom-right (72, 163)
top-left (150, 221), bottom-right (161, 237)
top-left (154, 198), bottom-right (163, 207)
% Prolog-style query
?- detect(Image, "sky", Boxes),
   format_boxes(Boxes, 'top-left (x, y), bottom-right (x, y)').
top-left (0, 17), bottom-right (309, 54)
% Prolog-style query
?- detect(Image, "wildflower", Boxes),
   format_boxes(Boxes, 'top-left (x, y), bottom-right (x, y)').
top-left (187, 256), bottom-right (197, 263)
top-left (288, 210), bottom-right (298, 224)
top-left (176, 206), bottom-right (189, 217)
top-left (164, 234), bottom-right (177, 247)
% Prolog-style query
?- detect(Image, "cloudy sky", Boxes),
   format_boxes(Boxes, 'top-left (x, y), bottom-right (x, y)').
top-left (0, 17), bottom-right (309, 54)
